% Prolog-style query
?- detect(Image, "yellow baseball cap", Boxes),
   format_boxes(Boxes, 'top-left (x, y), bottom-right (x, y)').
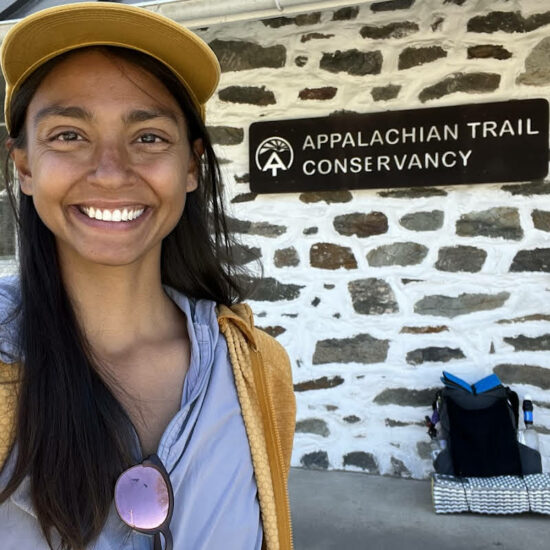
top-left (0, 2), bottom-right (220, 130)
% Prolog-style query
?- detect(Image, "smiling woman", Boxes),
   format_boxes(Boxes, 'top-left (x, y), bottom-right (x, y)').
top-left (0, 4), bottom-right (295, 550)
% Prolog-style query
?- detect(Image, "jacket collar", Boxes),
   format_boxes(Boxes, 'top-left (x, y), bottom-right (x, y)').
top-left (216, 303), bottom-right (257, 348)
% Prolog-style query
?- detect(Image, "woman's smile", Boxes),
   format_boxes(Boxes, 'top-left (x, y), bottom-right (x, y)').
top-left (78, 205), bottom-right (146, 222)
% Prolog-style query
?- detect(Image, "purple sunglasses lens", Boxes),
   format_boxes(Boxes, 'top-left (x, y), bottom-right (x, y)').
top-left (115, 464), bottom-right (170, 529)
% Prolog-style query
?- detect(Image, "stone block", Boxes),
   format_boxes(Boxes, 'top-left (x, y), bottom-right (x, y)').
top-left (294, 376), bottom-right (345, 392)
top-left (502, 182), bottom-right (550, 196)
top-left (435, 245), bottom-right (487, 272)
top-left (263, 12), bottom-right (322, 28)
top-left (414, 292), bottom-right (509, 318)
top-left (218, 85), bottom-right (276, 105)
top-left (301, 451), bottom-right (329, 469)
top-left (367, 242), bottom-right (428, 267)
top-left (419, 72), bottom-right (500, 102)
top-left (226, 216), bottom-right (286, 237)
top-left (498, 314), bottom-right (550, 325)
top-left (344, 415), bottom-right (361, 423)
top-left (320, 49), bottom-right (383, 76)
top-left (371, 84), bottom-right (401, 101)
top-left (456, 207), bottom-right (523, 240)
top-left (374, 387), bottom-right (439, 406)
top-left (303, 227), bottom-right (318, 235)
top-left (343, 451), bottom-right (379, 473)
top-left (400, 325), bottom-right (449, 334)
top-left (310, 243), bottom-right (357, 270)
top-left (298, 87), bottom-right (337, 100)
top-left (312, 333), bottom-right (389, 365)
top-left (295, 56), bottom-right (308, 67)
top-left (209, 40), bottom-right (286, 72)
top-left (244, 276), bottom-right (303, 301)
top-left (398, 46), bottom-right (447, 70)
top-left (0, 196), bottom-right (16, 258)
top-left (406, 346), bottom-right (465, 365)
top-left (232, 244), bottom-right (262, 266)
top-left (467, 11), bottom-right (550, 34)
top-left (386, 419), bottom-right (405, 427)
top-left (349, 278), bottom-right (399, 315)
top-left (494, 364), bottom-right (550, 390)
top-left (259, 325), bottom-right (286, 338)
top-left (207, 125), bottom-right (244, 145)
top-left (301, 32), bottom-right (334, 43)
top-left (296, 418), bottom-right (330, 437)
top-left (231, 193), bottom-right (257, 204)
top-left (333, 212), bottom-right (388, 237)
top-left (504, 334), bottom-right (550, 352)
top-left (360, 22), bottom-right (419, 40)
top-left (274, 247), bottom-right (300, 267)
top-left (399, 210), bottom-right (444, 231)
top-left (390, 457), bottom-right (412, 477)
top-left (532, 210), bottom-right (550, 231)
top-left (332, 6), bottom-right (360, 20)
top-left (378, 187), bottom-right (447, 198)
top-left (417, 441), bottom-right (432, 460)
top-left (299, 190), bottom-right (353, 203)
top-left (517, 37), bottom-right (550, 86)
top-left (370, 0), bottom-right (415, 12)
top-left (467, 45), bottom-right (512, 60)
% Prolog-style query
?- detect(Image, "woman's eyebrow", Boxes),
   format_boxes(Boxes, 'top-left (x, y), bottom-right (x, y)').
top-left (34, 105), bottom-right (93, 126)
top-left (124, 108), bottom-right (180, 125)
top-left (33, 106), bottom-right (180, 126)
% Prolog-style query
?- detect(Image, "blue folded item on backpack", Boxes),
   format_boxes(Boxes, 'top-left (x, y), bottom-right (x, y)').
top-left (441, 371), bottom-right (502, 395)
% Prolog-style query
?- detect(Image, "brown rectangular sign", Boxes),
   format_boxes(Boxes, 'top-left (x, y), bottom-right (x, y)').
top-left (249, 99), bottom-right (549, 194)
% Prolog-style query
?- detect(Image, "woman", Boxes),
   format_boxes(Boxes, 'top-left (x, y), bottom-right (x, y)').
top-left (0, 3), bottom-right (295, 550)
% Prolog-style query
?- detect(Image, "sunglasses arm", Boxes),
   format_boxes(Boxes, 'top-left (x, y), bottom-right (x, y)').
top-left (154, 529), bottom-right (173, 550)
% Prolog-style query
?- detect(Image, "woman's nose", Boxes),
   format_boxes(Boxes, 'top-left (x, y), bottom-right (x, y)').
top-left (88, 143), bottom-right (133, 188)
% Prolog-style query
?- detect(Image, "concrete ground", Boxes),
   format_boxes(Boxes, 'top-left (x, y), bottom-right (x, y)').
top-left (288, 468), bottom-right (550, 550)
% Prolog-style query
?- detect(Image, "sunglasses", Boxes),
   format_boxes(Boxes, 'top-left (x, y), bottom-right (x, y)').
top-left (114, 454), bottom-right (174, 550)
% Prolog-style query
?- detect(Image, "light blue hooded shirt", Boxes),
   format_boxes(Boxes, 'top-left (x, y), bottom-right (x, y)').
top-left (0, 277), bottom-right (263, 549)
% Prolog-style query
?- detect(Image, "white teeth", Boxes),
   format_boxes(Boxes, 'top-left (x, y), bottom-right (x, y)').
top-left (80, 206), bottom-right (145, 223)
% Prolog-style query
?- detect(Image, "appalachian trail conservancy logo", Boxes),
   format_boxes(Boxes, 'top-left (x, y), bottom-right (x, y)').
top-left (255, 137), bottom-right (294, 176)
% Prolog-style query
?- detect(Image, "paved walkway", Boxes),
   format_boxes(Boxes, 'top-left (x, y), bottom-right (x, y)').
top-left (289, 468), bottom-right (549, 550)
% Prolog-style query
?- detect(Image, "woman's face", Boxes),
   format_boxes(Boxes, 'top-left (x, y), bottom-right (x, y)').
top-left (11, 49), bottom-right (199, 269)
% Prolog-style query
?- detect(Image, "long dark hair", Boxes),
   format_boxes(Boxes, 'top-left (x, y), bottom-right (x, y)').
top-left (0, 46), bottom-right (247, 549)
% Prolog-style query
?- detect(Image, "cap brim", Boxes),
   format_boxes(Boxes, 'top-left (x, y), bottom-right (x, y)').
top-left (1, 2), bottom-right (220, 128)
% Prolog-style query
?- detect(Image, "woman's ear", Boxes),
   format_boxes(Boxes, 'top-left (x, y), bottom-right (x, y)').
top-left (185, 138), bottom-right (204, 193)
top-left (10, 145), bottom-right (33, 196)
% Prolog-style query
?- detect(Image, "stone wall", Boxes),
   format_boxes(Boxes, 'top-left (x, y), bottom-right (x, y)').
top-left (0, 0), bottom-right (549, 478)
top-left (197, 0), bottom-right (550, 478)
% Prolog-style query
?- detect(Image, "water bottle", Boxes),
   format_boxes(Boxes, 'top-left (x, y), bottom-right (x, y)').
top-left (523, 396), bottom-right (533, 426)
top-left (520, 395), bottom-right (540, 452)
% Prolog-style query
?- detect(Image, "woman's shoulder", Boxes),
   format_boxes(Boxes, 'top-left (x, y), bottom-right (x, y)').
top-left (0, 275), bottom-right (21, 364)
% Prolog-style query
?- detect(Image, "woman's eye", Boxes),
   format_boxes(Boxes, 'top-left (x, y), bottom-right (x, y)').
top-left (138, 133), bottom-right (164, 144)
top-left (54, 131), bottom-right (81, 142)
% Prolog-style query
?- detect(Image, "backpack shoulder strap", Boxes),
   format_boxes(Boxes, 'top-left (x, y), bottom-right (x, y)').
top-left (506, 387), bottom-right (520, 430)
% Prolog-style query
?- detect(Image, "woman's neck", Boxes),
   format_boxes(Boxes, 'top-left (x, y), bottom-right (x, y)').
top-left (58, 250), bottom-right (182, 362)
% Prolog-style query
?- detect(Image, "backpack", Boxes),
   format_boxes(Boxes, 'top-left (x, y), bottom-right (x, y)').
top-left (431, 371), bottom-right (542, 477)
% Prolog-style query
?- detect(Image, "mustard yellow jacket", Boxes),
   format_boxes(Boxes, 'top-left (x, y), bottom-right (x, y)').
top-left (0, 303), bottom-right (296, 550)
